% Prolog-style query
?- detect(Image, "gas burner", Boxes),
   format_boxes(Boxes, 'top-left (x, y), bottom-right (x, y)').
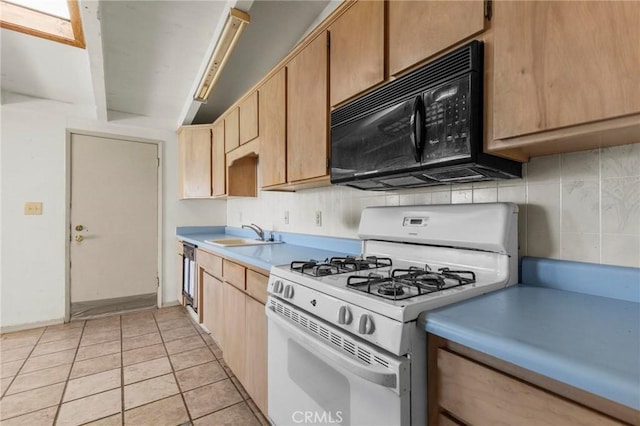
top-left (291, 256), bottom-right (392, 277)
top-left (378, 282), bottom-right (405, 296)
top-left (346, 266), bottom-right (477, 300)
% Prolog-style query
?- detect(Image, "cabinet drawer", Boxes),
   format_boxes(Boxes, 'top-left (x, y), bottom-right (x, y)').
top-left (223, 259), bottom-right (246, 290)
top-left (246, 270), bottom-right (268, 304)
top-left (197, 249), bottom-right (222, 278)
top-left (437, 349), bottom-right (621, 426)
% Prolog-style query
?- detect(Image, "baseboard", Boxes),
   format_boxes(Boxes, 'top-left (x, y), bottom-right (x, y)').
top-left (162, 300), bottom-right (181, 307)
top-left (0, 317), bottom-right (65, 334)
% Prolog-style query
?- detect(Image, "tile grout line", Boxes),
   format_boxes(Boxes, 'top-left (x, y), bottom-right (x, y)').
top-left (152, 311), bottom-right (195, 425)
top-left (0, 326), bottom-right (47, 401)
top-left (52, 320), bottom-right (88, 425)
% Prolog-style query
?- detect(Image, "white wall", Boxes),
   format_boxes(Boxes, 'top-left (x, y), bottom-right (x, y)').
top-left (228, 144), bottom-right (640, 268)
top-left (0, 94), bottom-right (226, 330)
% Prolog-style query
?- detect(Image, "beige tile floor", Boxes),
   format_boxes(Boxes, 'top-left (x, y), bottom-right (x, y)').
top-left (0, 306), bottom-right (269, 426)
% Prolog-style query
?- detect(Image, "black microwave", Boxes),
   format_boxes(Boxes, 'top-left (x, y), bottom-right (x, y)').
top-left (330, 41), bottom-right (521, 190)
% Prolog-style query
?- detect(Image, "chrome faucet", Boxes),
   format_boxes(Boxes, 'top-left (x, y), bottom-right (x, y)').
top-left (242, 223), bottom-right (264, 241)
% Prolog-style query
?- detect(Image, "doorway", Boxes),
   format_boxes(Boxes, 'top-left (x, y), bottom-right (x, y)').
top-left (67, 132), bottom-right (160, 320)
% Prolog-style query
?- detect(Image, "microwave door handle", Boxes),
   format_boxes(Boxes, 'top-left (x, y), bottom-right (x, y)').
top-left (266, 306), bottom-right (398, 390)
top-left (410, 95), bottom-right (425, 162)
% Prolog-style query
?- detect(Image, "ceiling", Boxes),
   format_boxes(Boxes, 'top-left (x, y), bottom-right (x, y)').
top-left (0, 0), bottom-right (332, 129)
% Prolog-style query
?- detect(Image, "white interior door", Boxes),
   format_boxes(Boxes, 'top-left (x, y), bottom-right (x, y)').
top-left (70, 133), bottom-right (158, 318)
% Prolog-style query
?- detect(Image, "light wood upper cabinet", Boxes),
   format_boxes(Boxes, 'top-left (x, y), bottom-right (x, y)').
top-left (492, 1), bottom-right (640, 141)
top-left (388, 1), bottom-right (486, 76)
top-left (211, 121), bottom-right (226, 197)
top-left (224, 108), bottom-right (240, 153)
top-left (177, 125), bottom-right (212, 199)
top-left (222, 281), bottom-right (246, 382)
top-left (244, 296), bottom-right (268, 417)
top-left (259, 68), bottom-right (287, 188)
top-left (239, 91), bottom-right (259, 145)
top-left (287, 33), bottom-right (329, 182)
top-left (329, 0), bottom-right (384, 106)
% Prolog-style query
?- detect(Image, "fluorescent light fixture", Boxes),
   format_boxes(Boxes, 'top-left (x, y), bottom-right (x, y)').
top-left (194, 8), bottom-right (250, 103)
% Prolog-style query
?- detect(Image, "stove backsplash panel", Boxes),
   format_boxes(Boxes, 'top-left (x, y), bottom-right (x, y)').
top-left (227, 143), bottom-right (639, 268)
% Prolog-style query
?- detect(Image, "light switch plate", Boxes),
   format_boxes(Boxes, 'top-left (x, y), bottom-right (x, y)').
top-left (24, 202), bottom-right (43, 215)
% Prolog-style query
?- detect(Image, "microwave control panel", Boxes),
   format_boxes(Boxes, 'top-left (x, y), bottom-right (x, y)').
top-left (423, 76), bottom-right (473, 163)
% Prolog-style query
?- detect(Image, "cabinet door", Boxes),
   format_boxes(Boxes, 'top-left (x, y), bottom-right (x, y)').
top-left (287, 34), bottom-right (328, 182)
top-left (239, 91), bottom-right (259, 144)
top-left (493, 1), bottom-right (640, 140)
top-left (179, 127), bottom-right (212, 198)
top-left (202, 271), bottom-right (224, 347)
top-left (388, 1), bottom-right (485, 76)
top-left (224, 108), bottom-right (240, 153)
top-left (222, 282), bottom-right (245, 381)
top-left (244, 296), bottom-right (268, 417)
top-left (329, 0), bottom-right (384, 106)
top-left (211, 121), bottom-right (226, 197)
top-left (437, 349), bottom-right (621, 425)
top-left (258, 68), bottom-right (287, 187)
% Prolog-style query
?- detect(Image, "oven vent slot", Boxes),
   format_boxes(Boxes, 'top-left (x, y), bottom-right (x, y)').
top-left (357, 347), bottom-right (372, 364)
top-left (319, 326), bottom-right (331, 340)
top-left (374, 356), bottom-right (390, 368)
top-left (269, 299), bottom-right (396, 370)
top-left (343, 340), bottom-right (356, 356)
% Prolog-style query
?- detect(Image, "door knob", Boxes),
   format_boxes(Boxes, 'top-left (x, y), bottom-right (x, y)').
top-left (75, 235), bottom-right (84, 242)
top-left (75, 225), bottom-right (84, 231)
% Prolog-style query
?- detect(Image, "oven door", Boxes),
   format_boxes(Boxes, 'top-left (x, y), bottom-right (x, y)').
top-left (267, 298), bottom-right (410, 426)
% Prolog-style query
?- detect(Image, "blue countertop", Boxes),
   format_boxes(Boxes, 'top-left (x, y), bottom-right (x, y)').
top-left (176, 226), bottom-right (360, 272)
top-left (425, 257), bottom-right (640, 411)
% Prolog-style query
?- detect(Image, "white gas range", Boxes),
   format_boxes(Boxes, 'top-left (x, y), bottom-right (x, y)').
top-left (266, 203), bottom-right (518, 426)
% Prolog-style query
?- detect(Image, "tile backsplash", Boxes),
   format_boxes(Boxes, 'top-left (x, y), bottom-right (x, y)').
top-left (227, 144), bottom-right (639, 267)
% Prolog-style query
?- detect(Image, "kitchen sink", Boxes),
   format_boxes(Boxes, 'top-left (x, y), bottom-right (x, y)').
top-left (204, 238), bottom-right (281, 247)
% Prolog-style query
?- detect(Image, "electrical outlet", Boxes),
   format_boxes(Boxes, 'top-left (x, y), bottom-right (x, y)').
top-left (284, 211), bottom-right (290, 225)
top-left (315, 211), bottom-right (322, 227)
top-left (24, 202), bottom-right (43, 215)
top-left (238, 212), bottom-right (243, 222)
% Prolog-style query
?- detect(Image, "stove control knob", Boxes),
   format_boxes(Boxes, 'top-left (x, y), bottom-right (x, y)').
top-left (273, 280), bottom-right (284, 294)
top-left (283, 285), bottom-right (294, 299)
top-left (338, 306), bottom-right (352, 325)
top-left (358, 314), bottom-right (375, 335)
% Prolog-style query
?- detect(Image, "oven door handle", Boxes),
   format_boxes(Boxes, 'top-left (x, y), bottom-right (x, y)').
top-left (266, 306), bottom-right (398, 389)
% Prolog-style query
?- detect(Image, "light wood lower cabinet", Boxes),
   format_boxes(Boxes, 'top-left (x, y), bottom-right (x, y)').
top-left (198, 250), bottom-right (269, 418)
top-left (202, 271), bottom-right (224, 347)
top-left (244, 295), bottom-right (268, 415)
top-left (428, 334), bottom-right (633, 425)
top-left (222, 281), bottom-right (246, 382)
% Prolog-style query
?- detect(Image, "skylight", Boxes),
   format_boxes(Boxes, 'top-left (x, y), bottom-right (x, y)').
top-left (0, 0), bottom-right (85, 48)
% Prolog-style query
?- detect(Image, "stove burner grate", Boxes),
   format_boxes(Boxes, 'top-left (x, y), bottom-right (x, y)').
top-left (290, 256), bottom-right (392, 277)
top-left (346, 265), bottom-right (477, 300)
